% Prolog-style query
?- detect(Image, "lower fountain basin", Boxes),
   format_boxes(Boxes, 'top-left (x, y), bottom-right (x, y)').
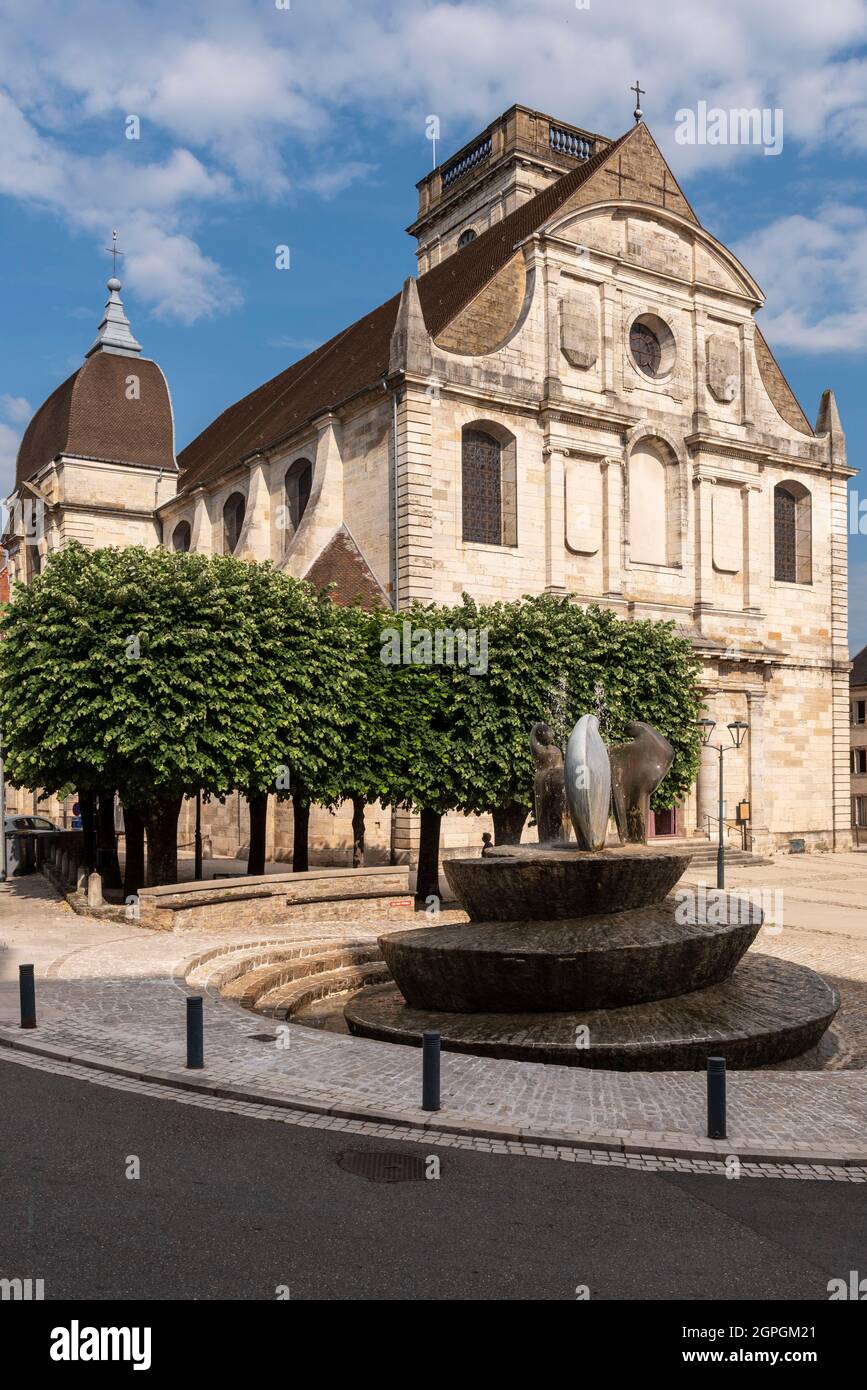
top-left (379, 895), bottom-right (761, 1012)
top-left (345, 954), bottom-right (840, 1071)
top-left (444, 844), bottom-right (691, 921)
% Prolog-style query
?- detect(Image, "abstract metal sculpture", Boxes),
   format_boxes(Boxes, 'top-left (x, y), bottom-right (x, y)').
top-left (529, 722), bottom-right (568, 843)
top-left (609, 720), bottom-right (675, 844)
top-left (564, 714), bottom-right (611, 850)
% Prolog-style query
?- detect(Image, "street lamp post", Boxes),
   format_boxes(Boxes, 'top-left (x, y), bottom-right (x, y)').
top-left (699, 718), bottom-right (749, 890)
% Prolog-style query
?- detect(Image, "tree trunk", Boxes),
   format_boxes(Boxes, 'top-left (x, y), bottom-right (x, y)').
top-left (138, 797), bottom-right (182, 887)
top-left (247, 793), bottom-right (267, 876)
top-left (351, 796), bottom-right (366, 868)
top-left (492, 802), bottom-right (527, 846)
top-left (292, 792), bottom-right (310, 873)
top-left (416, 807), bottom-right (442, 905)
top-left (79, 790), bottom-right (97, 872)
top-left (122, 803), bottom-right (146, 900)
top-left (96, 788), bottom-right (122, 889)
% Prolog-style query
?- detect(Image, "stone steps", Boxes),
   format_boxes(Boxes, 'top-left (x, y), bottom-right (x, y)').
top-left (257, 959), bottom-right (392, 1020)
top-left (187, 938), bottom-right (340, 990)
top-left (220, 943), bottom-right (385, 1010)
top-left (685, 846), bottom-right (774, 868)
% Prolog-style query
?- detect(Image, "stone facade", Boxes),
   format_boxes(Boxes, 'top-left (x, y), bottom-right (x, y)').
top-left (850, 646), bottom-right (867, 837)
top-left (2, 108), bottom-right (855, 862)
top-left (409, 105), bottom-right (610, 273)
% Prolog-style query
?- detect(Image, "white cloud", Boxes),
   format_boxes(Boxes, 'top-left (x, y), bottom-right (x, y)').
top-left (0, 89), bottom-right (236, 323)
top-left (0, 421), bottom-right (23, 501)
top-left (0, 395), bottom-right (32, 499)
top-left (735, 205), bottom-right (867, 352)
top-left (0, 394), bottom-right (32, 426)
top-left (305, 162), bottom-right (377, 200)
top-left (1, 0), bottom-right (867, 326)
top-left (268, 336), bottom-right (321, 352)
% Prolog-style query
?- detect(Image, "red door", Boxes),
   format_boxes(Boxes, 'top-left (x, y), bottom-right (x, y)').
top-left (651, 807), bottom-right (676, 837)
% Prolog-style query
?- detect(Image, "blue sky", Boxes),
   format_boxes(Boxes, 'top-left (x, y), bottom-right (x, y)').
top-left (2, 0), bottom-right (867, 648)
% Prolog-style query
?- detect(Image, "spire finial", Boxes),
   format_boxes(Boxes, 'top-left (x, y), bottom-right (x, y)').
top-left (86, 238), bottom-right (141, 358)
top-left (104, 229), bottom-right (124, 282)
top-left (631, 80), bottom-right (645, 125)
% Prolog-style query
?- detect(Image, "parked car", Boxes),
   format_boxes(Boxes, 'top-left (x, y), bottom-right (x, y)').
top-left (4, 814), bottom-right (61, 835)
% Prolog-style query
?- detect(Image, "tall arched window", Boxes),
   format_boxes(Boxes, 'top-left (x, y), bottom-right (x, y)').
top-left (285, 458), bottom-right (313, 535)
top-left (171, 521), bottom-right (191, 552)
top-left (223, 492), bottom-right (246, 554)
top-left (461, 425), bottom-right (517, 545)
top-left (774, 481), bottom-right (811, 583)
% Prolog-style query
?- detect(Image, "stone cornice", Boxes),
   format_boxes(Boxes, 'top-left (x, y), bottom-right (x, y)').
top-left (686, 432), bottom-right (855, 477)
top-left (55, 500), bottom-right (160, 520)
top-left (540, 401), bottom-right (636, 434)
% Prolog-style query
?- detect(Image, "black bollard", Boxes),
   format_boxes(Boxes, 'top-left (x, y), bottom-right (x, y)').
top-left (19, 964), bottom-right (36, 1029)
top-left (422, 1030), bottom-right (440, 1111)
top-left (707, 1055), bottom-right (726, 1139)
top-left (186, 995), bottom-right (204, 1069)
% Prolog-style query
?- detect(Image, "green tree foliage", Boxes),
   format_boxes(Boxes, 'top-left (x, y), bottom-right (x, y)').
top-left (0, 544), bottom-right (362, 884)
top-left (456, 596), bottom-right (703, 821)
top-left (365, 595), bottom-right (702, 895)
top-left (0, 548), bottom-right (702, 896)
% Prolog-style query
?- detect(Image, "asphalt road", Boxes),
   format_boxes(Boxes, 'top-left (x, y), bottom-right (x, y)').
top-left (0, 1058), bottom-right (864, 1302)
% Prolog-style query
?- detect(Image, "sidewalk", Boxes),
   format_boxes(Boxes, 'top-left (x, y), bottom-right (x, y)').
top-left (1, 860), bottom-right (866, 1167)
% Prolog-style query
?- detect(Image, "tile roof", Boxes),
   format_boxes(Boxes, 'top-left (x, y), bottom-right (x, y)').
top-left (304, 526), bottom-right (389, 609)
top-left (15, 353), bottom-right (176, 488)
top-left (177, 126), bottom-right (635, 493)
top-left (851, 644), bottom-right (867, 687)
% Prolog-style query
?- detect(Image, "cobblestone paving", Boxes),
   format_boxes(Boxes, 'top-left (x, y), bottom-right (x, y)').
top-left (2, 860), bottom-right (867, 1165)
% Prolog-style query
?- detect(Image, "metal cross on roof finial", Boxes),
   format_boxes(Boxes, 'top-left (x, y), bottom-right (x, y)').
top-left (104, 229), bottom-right (124, 278)
top-left (631, 80), bottom-right (645, 125)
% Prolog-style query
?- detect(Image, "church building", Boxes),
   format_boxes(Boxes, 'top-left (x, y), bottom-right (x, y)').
top-left (3, 104), bottom-right (854, 862)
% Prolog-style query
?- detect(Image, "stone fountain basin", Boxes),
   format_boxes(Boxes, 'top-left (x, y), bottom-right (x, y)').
top-left (345, 956), bottom-right (839, 1071)
top-left (444, 844), bottom-right (691, 922)
top-left (379, 896), bottom-right (761, 1012)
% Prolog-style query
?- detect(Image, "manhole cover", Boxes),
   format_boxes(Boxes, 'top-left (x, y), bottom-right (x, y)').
top-left (337, 1149), bottom-right (429, 1183)
top-left (247, 1033), bottom-right (279, 1043)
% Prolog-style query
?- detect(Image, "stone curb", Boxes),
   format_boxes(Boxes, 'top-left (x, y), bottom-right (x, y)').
top-left (2, 1027), bottom-right (866, 1169)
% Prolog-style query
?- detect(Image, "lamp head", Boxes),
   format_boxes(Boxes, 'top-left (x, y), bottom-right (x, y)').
top-left (698, 718), bottom-right (716, 746)
top-left (728, 719), bottom-right (749, 748)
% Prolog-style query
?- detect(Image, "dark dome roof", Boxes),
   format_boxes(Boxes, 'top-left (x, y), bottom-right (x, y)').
top-left (15, 351), bottom-right (176, 488)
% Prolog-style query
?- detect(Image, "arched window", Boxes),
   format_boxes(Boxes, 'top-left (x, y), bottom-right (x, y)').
top-left (457, 228), bottom-right (477, 248)
top-left (171, 521), bottom-right (191, 552)
top-left (774, 482), bottom-right (811, 583)
top-left (461, 426), bottom-right (517, 546)
top-left (223, 492), bottom-right (246, 554)
top-left (285, 458), bottom-right (313, 535)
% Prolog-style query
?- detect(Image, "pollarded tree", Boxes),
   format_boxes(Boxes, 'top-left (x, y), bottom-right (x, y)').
top-left (247, 570), bottom-right (374, 874)
top-left (454, 595), bottom-right (703, 836)
top-left (366, 600), bottom-right (471, 901)
top-left (311, 600), bottom-right (393, 869)
top-left (363, 594), bottom-right (703, 899)
top-left (0, 544), bottom-right (334, 887)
